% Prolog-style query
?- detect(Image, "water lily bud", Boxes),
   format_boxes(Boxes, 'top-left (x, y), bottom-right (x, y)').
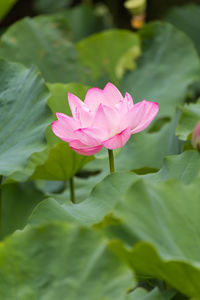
top-left (52, 82), bottom-right (159, 156)
top-left (192, 121), bottom-right (200, 151)
top-left (125, 0), bottom-right (146, 29)
top-left (124, 0), bottom-right (146, 15)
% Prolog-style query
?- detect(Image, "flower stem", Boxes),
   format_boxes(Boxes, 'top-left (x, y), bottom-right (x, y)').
top-left (0, 176), bottom-right (2, 231)
top-left (108, 149), bottom-right (115, 174)
top-left (69, 177), bottom-right (75, 204)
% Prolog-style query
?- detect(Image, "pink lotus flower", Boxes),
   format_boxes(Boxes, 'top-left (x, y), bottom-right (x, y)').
top-left (52, 83), bottom-right (159, 156)
top-left (192, 121), bottom-right (200, 151)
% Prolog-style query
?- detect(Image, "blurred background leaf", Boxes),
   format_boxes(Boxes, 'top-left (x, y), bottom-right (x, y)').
top-left (165, 4), bottom-right (200, 55)
top-left (109, 178), bottom-right (200, 298)
top-left (176, 99), bottom-right (200, 141)
top-left (0, 59), bottom-right (51, 177)
top-left (0, 222), bottom-right (135, 300)
top-left (120, 22), bottom-right (200, 118)
top-left (31, 142), bottom-right (93, 181)
top-left (115, 118), bottom-right (181, 171)
top-left (28, 172), bottom-right (138, 227)
top-left (0, 0), bottom-right (18, 21)
top-left (77, 29), bottom-right (140, 85)
top-left (34, 0), bottom-right (73, 14)
top-left (1, 182), bottom-right (44, 238)
top-left (60, 4), bottom-right (112, 42)
top-left (145, 150), bottom-right (200, 184)
top-left (126, 287), bottom-right (166, 300)
top-left (0, 15), bottom-right (85, 83)
top-left (28, 170), bottom-right (200, 299)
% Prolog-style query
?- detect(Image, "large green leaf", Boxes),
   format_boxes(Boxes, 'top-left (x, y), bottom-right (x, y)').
top-left (176, 99), bottom-right (200, 141)
top-left (166, 5), bottom-right (200, 101)
top-left (127, 287), bottom-right (165, 300)
top-left (61, 4), bottom-right (112, 43)
top-left (29, 172), bottom-right (138, 226)
top-left (34, 0), bottom-right (72, 14)
top-left (0, 222), bottom-right (135, 299)
top-left (121, 22), bottom-right (200, 118)
top-left (5, 149), bottom-right (49, 183)
top-left (166, 4), bottom-right (200, 55)
top-left (52, 171), bottom-right (107, 204)
top-left (109, 179), bottom-right (200, 298)
top-left (29, 173), bottom-right (200, 298)
top-left (145, 150), bottom-right (200, 184)
top-left (0, 16), bottom-right (85, 83)
top-left (31, 142), bottom-right (93, 181)
top-left (115, 118), bottom-right (181, 172)
top-left (0, 0), bottom-right (18, 21)
top-left (1, 183), bottom-right (44, 238)
top-left (34, 4), bottom-right (110, 42)
top-left (0, 59), bottom-right (51, 177)
top-left (77, 29), bottom-right (140, 85)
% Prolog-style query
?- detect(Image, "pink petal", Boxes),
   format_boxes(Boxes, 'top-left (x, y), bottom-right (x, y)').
top-left (68, 92), bottom-right (91, 127)
top-left (192, 121), bottom-right (200, 150)
top-left (56, 113), bottom-right (79, 127)
top-left (121, 101), bottom-right (159, 133)
top-left (91, 104), bottom-right (120, 138)
top-left (84, 87), bottom-right (105, 111)
top-left (84, 83), bottom-right (123, 111)
top-left (77, 127), bottom-right (105, 141)
top-left (68, 93), bottom-right (85, 118)
top-left (51, 114), bottom-right (78, 142)
top-left (114, 92), bottom-right (134, 115)
top-left (69, 140), bottom-right (103, 156)
top-left (74, 128), bottom-right (100, 146)
top-left (124, 92), bottom-right (134, 109)
top-left (103, 82), bottom-right (123, 106)
top-left (102, 127), bottom-right (131, 150)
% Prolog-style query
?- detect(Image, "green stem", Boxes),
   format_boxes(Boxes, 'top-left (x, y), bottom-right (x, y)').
top-left (0, 176), bottom-right (2, 231)
top-left (70, 177), bottom-right (75, 204)
top-left (108, 149), bottom-right (115, 174)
